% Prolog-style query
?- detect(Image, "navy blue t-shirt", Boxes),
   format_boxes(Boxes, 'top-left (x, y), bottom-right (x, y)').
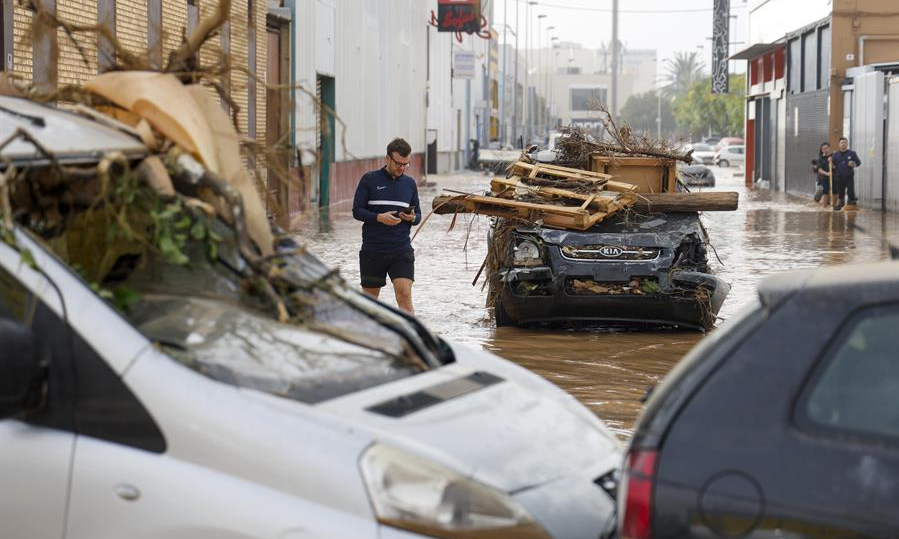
top-left (831, 150), bottom-right (861, 179)
top-left (352, 167), bottom-right (422, 253)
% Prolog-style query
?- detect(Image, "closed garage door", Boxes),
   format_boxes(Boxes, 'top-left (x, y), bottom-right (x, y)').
top-left (785, 90), bottom-right (828, 196)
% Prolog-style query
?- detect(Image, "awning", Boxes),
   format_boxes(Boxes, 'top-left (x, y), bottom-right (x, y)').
top-left (729, 41), bottom-right (784, 61)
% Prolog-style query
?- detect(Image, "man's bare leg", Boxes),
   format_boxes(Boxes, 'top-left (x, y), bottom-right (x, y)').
top-left (362, 287), bottom-right (381, 299)
top-left (392, 278), bottom-right (414, 314)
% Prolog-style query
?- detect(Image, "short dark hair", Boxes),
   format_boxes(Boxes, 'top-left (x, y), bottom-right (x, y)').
top-left (839, 137), bottom-right (848, 143)
top-left (387, 138), bottom-right (412, 158)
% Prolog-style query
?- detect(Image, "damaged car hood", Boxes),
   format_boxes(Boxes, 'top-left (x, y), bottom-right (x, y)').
top-left (527, 212), bottom-right (706, 248)
top-left (312, 347), bottom-right (622, 493)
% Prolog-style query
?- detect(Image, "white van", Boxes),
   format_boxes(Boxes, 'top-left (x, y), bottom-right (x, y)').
top-left (0, 96), bottom-right (622, 539)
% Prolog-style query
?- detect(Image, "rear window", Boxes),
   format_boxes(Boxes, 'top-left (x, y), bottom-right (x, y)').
top-left (797, 304), bottom-right (899, 444)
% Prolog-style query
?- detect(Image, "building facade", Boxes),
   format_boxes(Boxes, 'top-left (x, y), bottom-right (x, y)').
top-left (734, 0), bottom-right (899, 212)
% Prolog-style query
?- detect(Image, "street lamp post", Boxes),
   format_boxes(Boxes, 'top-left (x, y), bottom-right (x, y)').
top-left (546, 26), bottom-right (555, 131)
top-left (497, 23), bottom-right (518, 146)
top-left (524, 0), bottom-right (537, 146)
top-left (537, 14), bottom-right (546, 136)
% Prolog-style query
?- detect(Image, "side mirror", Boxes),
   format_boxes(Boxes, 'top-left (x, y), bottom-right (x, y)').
top-left (0, 319), bottom-right (48, 419)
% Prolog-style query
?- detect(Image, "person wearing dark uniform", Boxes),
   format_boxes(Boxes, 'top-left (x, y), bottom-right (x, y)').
top-left (813, 142), bottom-right (832, 205)
top-left (352, 138), bottom-right (422, 313)
top-left (830, 137), bottom-right (861, 211)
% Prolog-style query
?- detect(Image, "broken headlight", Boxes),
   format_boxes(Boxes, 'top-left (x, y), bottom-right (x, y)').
top-left (360, 444), bottom-right (550, 539)
top-left (512, 239), bottom-right (542, 266)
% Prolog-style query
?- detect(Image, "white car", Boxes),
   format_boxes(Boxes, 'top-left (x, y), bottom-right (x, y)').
top-left (687, 143), bottom-right (716, 165)
top-left (0, 96), bottom-right (622, 539)
top-left (714, 145), bottom-right (746, 168)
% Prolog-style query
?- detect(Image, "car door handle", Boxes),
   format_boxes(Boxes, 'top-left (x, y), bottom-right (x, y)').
top-left (114, 483), bottom-right (141, 501)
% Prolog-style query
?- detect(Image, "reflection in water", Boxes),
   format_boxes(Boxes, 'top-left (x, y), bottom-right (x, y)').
top-left (292, 169), bottom-right (899, 438)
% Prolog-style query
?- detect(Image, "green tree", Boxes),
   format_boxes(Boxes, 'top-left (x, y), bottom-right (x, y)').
top-left (619, 91), bottom-right (676, 138)
top-left (672, 74), bottom-right (745, 141)
top-left (664, 51), bottom-right (705, 97)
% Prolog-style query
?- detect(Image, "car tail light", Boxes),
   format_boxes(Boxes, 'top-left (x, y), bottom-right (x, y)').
top-left (619, 449), bottom-right (657, 539)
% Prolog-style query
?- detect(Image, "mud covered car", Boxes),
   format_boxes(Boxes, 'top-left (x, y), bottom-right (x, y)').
top-left (490, 212), bottom-right (730, 330)
top-left (0, 93), bottom-right (622, 539)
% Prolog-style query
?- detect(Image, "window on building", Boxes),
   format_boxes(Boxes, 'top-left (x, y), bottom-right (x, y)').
top-left (97, 0), bottom-right (116, 71)
top-left (802, 30), bottom-right (817, 92)
top-left (570, 87), bottom-right (606, 111)
top-left (788, 38), bottom-right (801, 93)
top-left (818, 25), bottom-right (831, 90)
top-left (798, 304), bottom-right (899, 443)
top-left (187, 0), bottom-right (199, 35)
top-left (148, 0), bottom-right (162, 69)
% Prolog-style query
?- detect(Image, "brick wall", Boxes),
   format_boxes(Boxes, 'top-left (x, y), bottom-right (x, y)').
top-left (11, 0), bottom-right (267, 153)
top-left (56, 0), bottom-right (96, 85)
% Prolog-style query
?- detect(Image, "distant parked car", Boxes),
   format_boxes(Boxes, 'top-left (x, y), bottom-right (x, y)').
top-left (678, 164), bottom-right (715, 187)
top-left (714, 145), bottom-right (744, 167)
top-left (619, 259), bottom-right (899, 539)
top-left (687, 143), bottom-right (716, 165)
top-left (702, 136), bottom-right (721, 146)
top-left (714, 137), bottom-right (744, 152)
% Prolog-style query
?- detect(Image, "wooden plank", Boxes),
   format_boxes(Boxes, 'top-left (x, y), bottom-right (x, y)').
top-left (520, 161), bottom-right (613, 179)
top-left (632, 192), bottom-right (739, 212)
top-left (461, 193), bottom-right (590, 215)
top-left (510, 161), bottom-right (612, 181)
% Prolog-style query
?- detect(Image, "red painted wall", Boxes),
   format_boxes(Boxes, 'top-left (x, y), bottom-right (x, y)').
top-left (330, 153), bottom-right (427, 207)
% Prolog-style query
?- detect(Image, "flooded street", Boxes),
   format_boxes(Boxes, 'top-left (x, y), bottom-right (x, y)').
top-left (292, 168), bottom-right (899, 438)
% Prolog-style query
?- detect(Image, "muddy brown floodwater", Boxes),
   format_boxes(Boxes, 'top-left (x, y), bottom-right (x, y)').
top-left (291, 168), bottom-right (899, 438)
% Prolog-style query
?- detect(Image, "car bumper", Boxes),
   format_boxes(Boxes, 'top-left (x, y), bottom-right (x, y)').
top-left (496, 266), bottom-right (730, 330)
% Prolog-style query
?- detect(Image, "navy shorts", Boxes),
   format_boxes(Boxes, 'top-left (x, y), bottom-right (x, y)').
top-left (360, 249), bottom-right (415, 288)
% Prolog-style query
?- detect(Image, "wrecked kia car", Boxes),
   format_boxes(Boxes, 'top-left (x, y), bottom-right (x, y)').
top-left (0, 83), bottom-right (623, 539)
top-left (490, 212), bottom-right (730, 330)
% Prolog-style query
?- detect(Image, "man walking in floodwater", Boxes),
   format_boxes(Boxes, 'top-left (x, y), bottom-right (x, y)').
top-left (352, 138), bottom-right (422, 314)
top-left (830, 137), bottom-right (861, 211)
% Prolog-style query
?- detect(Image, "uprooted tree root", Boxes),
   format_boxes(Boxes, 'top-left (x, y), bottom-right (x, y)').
top-left (554, 105), bottom-right (693, 169)
top-left (8, 0), bottom-right (353, 223)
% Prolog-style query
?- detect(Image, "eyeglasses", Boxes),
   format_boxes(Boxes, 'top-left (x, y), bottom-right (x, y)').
top-left (387, 155), bottom-right (411, 169)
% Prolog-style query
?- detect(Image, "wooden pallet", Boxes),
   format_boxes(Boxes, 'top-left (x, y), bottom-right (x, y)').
top-left (438, 192), bottom-right (611, 230)
top-left (490, 177), bottom-right (638, 214)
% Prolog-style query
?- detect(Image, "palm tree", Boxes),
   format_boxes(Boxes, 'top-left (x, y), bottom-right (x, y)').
top-left (664, 51), bottom-right (705, 97)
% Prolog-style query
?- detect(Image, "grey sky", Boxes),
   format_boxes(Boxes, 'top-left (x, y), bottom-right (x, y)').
top-left (492, 0), bottom-right (749, 76)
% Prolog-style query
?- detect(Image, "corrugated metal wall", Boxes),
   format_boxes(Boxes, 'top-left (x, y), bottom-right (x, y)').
top-left (784, 90), bottom-right (829, 195)
top-left (294, 0), bottom-right (430, 166)
top-left (887, 77), bottom-right (899, 213)
top-left (852, 70), bottom-right (885, 209)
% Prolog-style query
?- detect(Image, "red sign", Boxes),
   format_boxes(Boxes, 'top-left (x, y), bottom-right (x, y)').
top-left (436, 0), bottom-right (481, 33)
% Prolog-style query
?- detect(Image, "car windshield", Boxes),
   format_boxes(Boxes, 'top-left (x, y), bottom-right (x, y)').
top-left (692, 144), bottom-right (712, 151)
top-left (129, 294), bottom-right (418, 403)
top-left (115, 219), bottom-right (432, 402)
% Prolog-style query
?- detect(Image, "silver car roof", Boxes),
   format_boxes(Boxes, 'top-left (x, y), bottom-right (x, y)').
top-left (0, 95), bottom-right (147, 168)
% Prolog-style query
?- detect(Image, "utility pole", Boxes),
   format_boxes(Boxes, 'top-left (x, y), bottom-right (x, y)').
top-left (523, 0), bottom-right (530, 147)
top-left (512, 0), bottom-right (520, 147)
top-left (500, 0), bottom-right (508, 145)
top-left (611, 0), bottom-right (618, 116)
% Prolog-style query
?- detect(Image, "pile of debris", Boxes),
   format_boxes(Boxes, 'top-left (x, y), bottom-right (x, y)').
top-left (433, 161), bottom-right (641, 231)
top-left (432, 160), bottom-right (738, 232)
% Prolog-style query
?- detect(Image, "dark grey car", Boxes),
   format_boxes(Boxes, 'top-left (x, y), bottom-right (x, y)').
top-left (490, 212), bottom-right (730, 330)
top-left (620, 259), bottom-right (899, 539)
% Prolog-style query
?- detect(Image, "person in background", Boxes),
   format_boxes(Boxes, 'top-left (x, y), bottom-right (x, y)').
top-left (352, 138), bottom-right (422, 314)
top-left (813, 142), bottom-right (832, 205)
top-left (830, 137), bottom-right (861, 211)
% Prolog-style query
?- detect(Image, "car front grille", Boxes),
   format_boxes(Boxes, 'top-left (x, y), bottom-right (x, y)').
top-left (561, 244), bottom-right (661, 262)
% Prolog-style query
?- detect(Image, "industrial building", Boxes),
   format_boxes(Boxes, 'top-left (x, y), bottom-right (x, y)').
top-left (732, 0), bottom-right (899, 211)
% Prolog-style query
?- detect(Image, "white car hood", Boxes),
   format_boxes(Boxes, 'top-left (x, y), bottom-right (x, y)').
top-left (314, 343), bottom-right (621, 493)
